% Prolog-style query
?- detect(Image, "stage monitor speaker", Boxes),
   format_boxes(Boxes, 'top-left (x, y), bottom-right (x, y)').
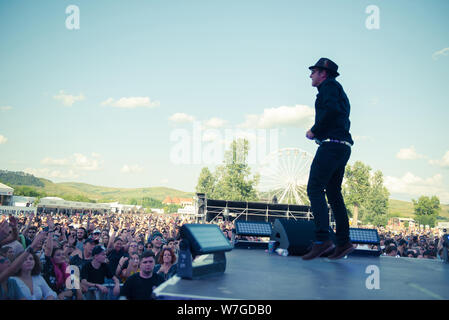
top-left (196, 193), bottom-right (206, 215)
top-left (271, 219), bottom-right (335, 256)
top-left (178, 224), bottom-right (233, 279)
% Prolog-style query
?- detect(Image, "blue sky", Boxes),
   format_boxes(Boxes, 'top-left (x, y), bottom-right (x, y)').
top-left (1, 0), bottom-right (448, 203)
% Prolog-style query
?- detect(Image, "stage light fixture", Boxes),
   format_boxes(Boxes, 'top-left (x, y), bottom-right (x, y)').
top-left (349, 228), bottom-right (380, 244)
top-left (349, 228), bottom-right (381, 256)
top-left (177, 224), bottom-right (233, 279)
top-left (235, 221), bottom-right (272, 237)
top-left (233, 221), bottom-right (272, 249)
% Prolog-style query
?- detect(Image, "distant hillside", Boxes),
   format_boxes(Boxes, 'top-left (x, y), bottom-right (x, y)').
top-left (0, 170), bottom-right (194, 204)
top-left (0, 170), bottom-right (44, 187)
top-left (54, 182), bottom-right (194, 203)
top-left (388, 199), bottom-right (449, 221)
top-left (2, 171), bottom-right (449, 220)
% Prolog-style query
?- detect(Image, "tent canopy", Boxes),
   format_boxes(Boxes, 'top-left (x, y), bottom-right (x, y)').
top-left (0, 182), bottom-right (14, 196)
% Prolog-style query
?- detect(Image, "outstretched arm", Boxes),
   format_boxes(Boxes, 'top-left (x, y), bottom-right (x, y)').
top-left (0, 231), bottom-right (47, 283)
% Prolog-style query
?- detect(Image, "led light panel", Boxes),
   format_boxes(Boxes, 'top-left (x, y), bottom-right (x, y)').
top-left (235, 221), bottom-right (272, 236)
top-left (181, 224), bottom-right (232, 255)
top-left (349, 228), bottom-right (380, 244)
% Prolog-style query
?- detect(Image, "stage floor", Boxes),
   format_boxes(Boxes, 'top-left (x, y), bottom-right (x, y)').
top-left (154, 248), bottom-right (449, 300)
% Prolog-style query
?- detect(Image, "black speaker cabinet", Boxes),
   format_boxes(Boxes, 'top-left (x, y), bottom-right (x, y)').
top-left (196, 193), bottom-right (206, 215)
top-left (271, 219), bottom-right (335, 256)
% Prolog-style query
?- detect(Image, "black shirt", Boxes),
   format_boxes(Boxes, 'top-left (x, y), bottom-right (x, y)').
top-left (107, 249), bottom-right (128, 275)
top-left (311, 78), bottom-right (353, 144)
top-left (70, 254), bottom-right (92, 270)
top-left (81, 262), bottom-right (114, 284)
top-left (42, 256), bottom-right (65, 294)
top-left (121, 272), bottom-right (164, 300)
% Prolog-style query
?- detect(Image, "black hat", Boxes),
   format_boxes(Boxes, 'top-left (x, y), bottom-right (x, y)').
top-left (309, 58), bottom-right (340, 77)
top-left (92, 245), bottom-right (105, 256)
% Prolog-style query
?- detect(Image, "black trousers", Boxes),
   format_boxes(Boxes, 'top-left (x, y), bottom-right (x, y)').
top-left (307, 142), bottom-right (351, 246)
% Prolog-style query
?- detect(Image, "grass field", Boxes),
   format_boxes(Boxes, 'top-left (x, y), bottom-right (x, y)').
top-left (388, 199), bottom-right (449, 221)
top-left (33, 180), bottom-right (194, 203)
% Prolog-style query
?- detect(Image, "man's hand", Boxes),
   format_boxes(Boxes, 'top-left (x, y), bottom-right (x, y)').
top-left (0, 220), bottom-right (10, 242)
top-left (118, 256), bottom-right (128, 266)
top-left (47, 215), bottom-right (55, 231)
top-left (30, 231), bottom-right (47, 250)
top-left (306, 129), bottom-right (315, 140)
top-left (8, 215), bottom-right (18, 228)
top-left (96, 284), bottom-right (109, 294)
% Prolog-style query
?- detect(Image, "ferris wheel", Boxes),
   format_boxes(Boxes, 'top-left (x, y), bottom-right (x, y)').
top-left (257, 148), bottom-right (314, 205)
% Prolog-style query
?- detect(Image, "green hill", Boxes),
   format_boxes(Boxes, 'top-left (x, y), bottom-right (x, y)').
top-left (388, 199), bottom-right (449, 221)
top-left (54, 182), bottom-right (194, 203)
top-left (2, 171), bottom-right (449, 220)
top-left (0, 170), bottom-right (44, 187)
top-left (0, 171), bottom-right (193, 205)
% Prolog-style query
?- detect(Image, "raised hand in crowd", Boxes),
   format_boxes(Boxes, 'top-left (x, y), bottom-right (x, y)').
top-left (0, 219), bottom-right (10, 243)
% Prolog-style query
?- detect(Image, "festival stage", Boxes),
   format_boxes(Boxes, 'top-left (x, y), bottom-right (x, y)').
top-left (154, 248), bottom-right (449, 300)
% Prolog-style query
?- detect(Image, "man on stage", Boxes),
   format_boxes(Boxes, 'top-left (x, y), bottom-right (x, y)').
top-left (302, 58), bottom-right (355, 260)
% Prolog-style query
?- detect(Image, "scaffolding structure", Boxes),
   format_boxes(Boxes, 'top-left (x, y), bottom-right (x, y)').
top-left (194, 194), bottom-right (337, 228)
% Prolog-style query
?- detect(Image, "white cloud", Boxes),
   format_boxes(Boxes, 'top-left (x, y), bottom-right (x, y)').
top-left (73, 153), bottom-right (102, 171)
top-left (24, 168), bottom-right (79, 180)
top-left (429, 150), bottom-right (449, 168)
top-left (396, 146), bottom-right (426, 160)
top-left (202, 130), bottom-right (221, 143)
top-left (40, 153), bottom-right (103, 171)
top-left (0, 135), bottom-right (7, 144)
top-left (432, 47), bottom-right (449, 61)
top-left (121, 164), bottom-right (144, 174)
top-left (41, 157), bottom-right (70, 166)
top-left (53, 90), bottom-right (85, 106)
top-left (385, 172), bottom-right (449, 203)
top-left (101, 97), bottom-right (159, 109)
top-left (0, 106), bottom-right (12, 112)
top-left (160, 179), bottom-right (169, 184)
top-left (27, 153), bottom-right (103, 181)
top-left (239, 105), bottom-right (314, 129)
top-left (169, 113), bottom-right (195, 123)
top-left (204, 117), bottom-right (227, 129)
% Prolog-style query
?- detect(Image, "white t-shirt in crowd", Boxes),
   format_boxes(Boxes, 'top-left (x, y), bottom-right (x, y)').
top-left (10, 276), bottom-right (57, 300)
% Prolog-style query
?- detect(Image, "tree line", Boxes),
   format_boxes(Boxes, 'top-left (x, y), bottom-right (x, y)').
top-left (0, 170), bottom-right (45, 187)
top-left (196, 139), bottom-right (442, 227)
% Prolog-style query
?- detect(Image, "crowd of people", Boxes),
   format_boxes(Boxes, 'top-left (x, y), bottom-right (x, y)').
top-left (0, 211), bottom-right (196, 300)
top-left (376, 228), bottom-right (447, 259)
top-left (0, 211), bottom-right (447, 300)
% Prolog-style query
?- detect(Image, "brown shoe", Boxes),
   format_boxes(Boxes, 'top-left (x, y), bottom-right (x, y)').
top-left (302, 240), bottom-right (335, 260)
top-left (327, 242), bottom-right (355, 260)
